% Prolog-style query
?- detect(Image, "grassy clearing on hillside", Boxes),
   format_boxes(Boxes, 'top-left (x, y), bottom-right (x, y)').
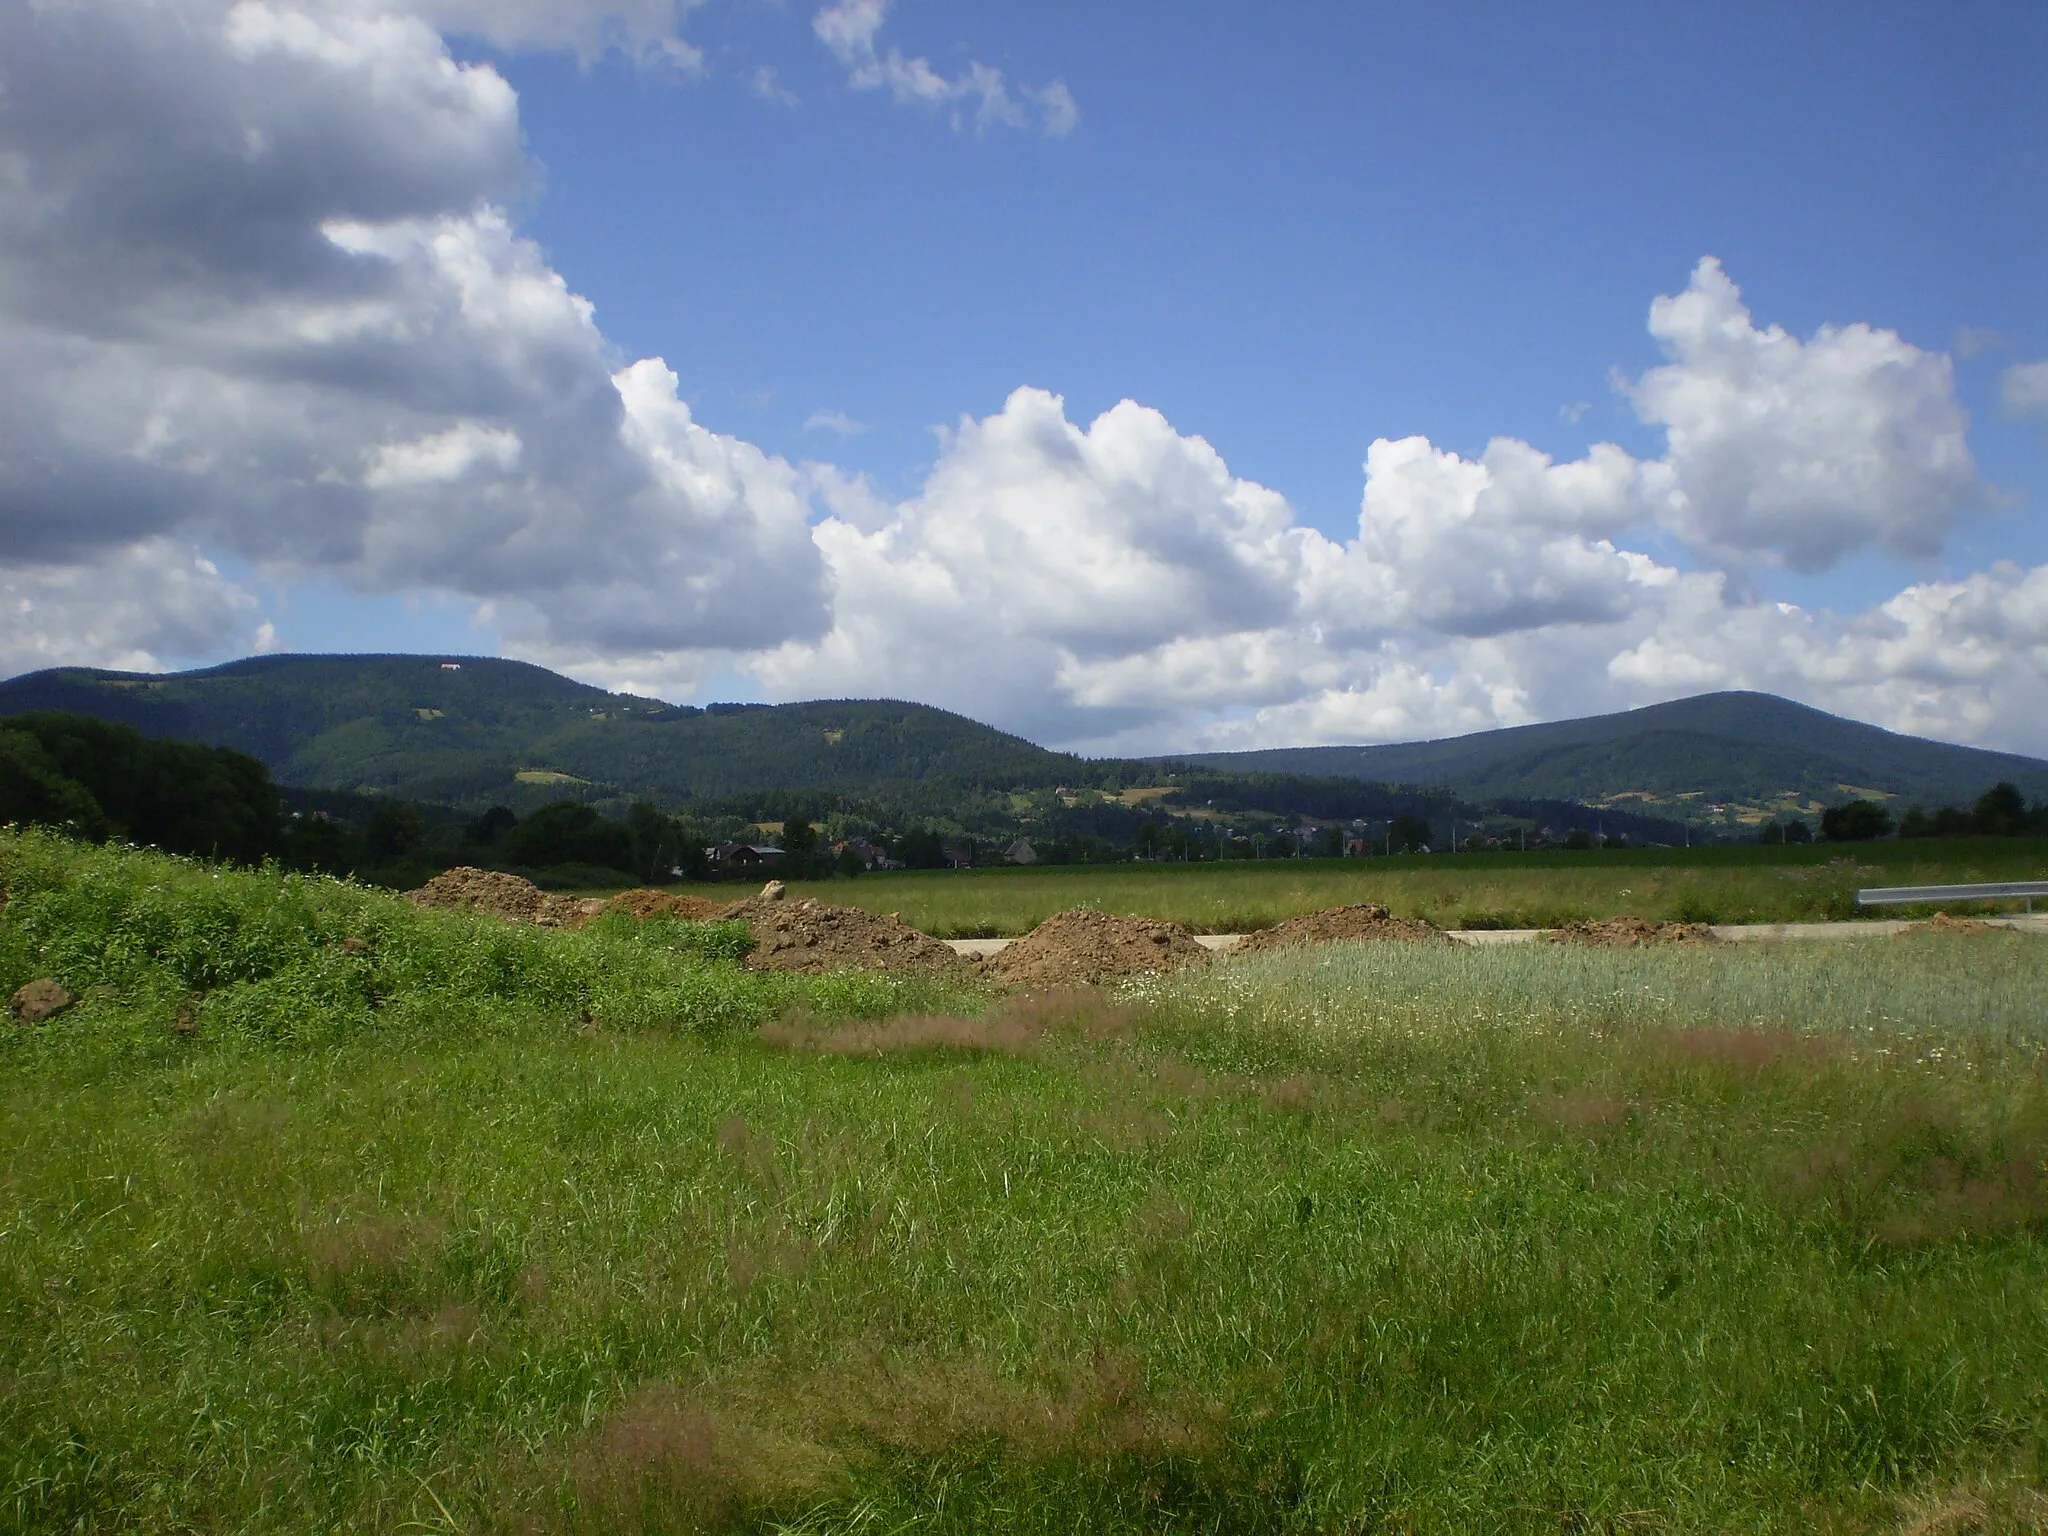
top-left (745, 838), bottom-right (2048, 936)
top-left (4, 833), bottom-right (2047, 1532)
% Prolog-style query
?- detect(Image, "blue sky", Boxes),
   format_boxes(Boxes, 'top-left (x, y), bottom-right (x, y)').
top-left (499, 1), bottom-right (2042, 566)
top-left (2, 0), bottom-right (2045, 752)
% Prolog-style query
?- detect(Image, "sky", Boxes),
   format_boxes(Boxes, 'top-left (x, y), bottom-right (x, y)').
top-left (2, 0), bottom-right (2045, 755)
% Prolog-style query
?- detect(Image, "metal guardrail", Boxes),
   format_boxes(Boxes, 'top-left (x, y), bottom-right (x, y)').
top-left (1857, 881), bottom-right (2048, 913)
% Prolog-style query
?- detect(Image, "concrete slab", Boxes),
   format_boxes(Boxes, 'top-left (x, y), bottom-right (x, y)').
top-left (941, 914), bottom-right (2048, 957)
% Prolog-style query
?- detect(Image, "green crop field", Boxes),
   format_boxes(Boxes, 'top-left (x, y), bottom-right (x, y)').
top-left (4, 829), bottom-right (2046, 1533)
top-left (723, 838), bottom-right (2048, 937)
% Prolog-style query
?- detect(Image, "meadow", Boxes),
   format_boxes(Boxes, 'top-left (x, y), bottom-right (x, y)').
top-left (3, 829), bottom-right (2047, 1533)
top-left (753, 838), bottom-right (2048, 937)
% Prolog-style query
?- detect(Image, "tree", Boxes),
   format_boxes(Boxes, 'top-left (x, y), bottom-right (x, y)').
top-left (0, 712), bottom-right (277, 862)
top-left (464, 805), bottom-right (518, 846)
top-left (280, 813), bottom-right (358, 874)
top-left (1821, 799), bottom-right (1893, 842)
top-left (0, 727), bottom-right (108, 838)
top-left (1973, 782), bottom-right (2028, 837)
top-left (363, 801), bottom-right (428, 859)
top-left (506, 800), bottom-right (631, 871)
top-left (1389, 814), bottom-right (1432, 853)
top-left (777, 815), bottom-right (818, 856)
top-left (625, 801), bottom-right (683, 883)
top-left (775, 814), bottom-right (820, 878)
top-left (900, 829), bottom-right (947, 869)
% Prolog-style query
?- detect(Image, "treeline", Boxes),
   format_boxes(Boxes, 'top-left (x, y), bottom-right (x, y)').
top-left (1755, 782), bottom-right (2048, 844)
top-left (0, 713), bottom-right (278, 863)
top-left (1899, 782), bottom-right (2048, 838)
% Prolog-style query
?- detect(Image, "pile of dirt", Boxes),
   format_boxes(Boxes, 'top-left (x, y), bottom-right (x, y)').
top-left (1546, 917), bottom-right (1719, 948)
top-left (603, 888), bottom-right (726, 922)
top-left (1896, 912), bottom-right (2004, 937)
top-left (1235, 903), bottom-right (1445, 953)
top-left (11, 978), bottom-right (72, 1025)
top-left (723, 896), bottom-right (967, 975)
top-left (406, 867), bottom-right (604, 928)
top-left (989, 908), bottom-right (1210, 988)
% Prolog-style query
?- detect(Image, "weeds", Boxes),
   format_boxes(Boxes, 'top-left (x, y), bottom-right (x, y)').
top-left (3, 831), bottom-right (2047, 1531)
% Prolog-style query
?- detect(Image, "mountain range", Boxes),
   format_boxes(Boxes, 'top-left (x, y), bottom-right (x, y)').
top-left (0, 655), bottom-right (1084, 808)
top-left (2, 657), bottom-right (2039, 839)
top-left (1176, 692), bottom-right (2048, 822)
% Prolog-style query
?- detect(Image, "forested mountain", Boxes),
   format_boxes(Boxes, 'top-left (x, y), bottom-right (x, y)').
top-left (0, 655), bottom-right (1695, 853)
top-left (7, 659), bottom-right (2029, 850)
top-left (1175, 692), bottom-right (2048, 820)
top-left (0, 655), bottom-right (1087, 809)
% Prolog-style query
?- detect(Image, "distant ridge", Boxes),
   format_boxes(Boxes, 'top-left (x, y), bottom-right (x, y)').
top-left (1172, 691), bottom-right (2048, 815)
top-left (3, 659), bottom-right (2038, 834)
top-left (0, 654), bottom-right (1082, 807)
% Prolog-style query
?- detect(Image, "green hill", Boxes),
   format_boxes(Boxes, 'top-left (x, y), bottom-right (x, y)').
top-left (1176, 691), bottom-right (2048, 824)
top-left (6, 660), bottom-right (2034, 844)
top-left (0, 655), bottom-right (1086, 810)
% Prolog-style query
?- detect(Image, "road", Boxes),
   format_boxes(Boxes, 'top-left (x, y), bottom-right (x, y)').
top-left (941, 914), bottom-right (2048, 956)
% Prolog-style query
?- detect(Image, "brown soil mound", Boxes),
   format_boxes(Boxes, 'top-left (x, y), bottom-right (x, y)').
top-left (1235, 903), bottom-right (1445, 953)
top-left (1896, 912), bottom-right (2004, 937)
top-left (11, 977), bottom-right (73, 1025)
top-left (723, 897), bottom-right (967, 975)
top-left (603, 888), bottom-right (726, 921)
top-left (406, 867), bottom-right (604, 928)
top-left (990, 908), bottom-right (1210, 988)
top-left (1547, 917), bottom-right (1719, 948)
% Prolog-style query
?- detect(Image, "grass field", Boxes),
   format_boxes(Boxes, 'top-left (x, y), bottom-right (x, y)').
top-left (4, 830), bottom-right (2047, 1532)
top-left (721, 838), bottom-right (2048, 937)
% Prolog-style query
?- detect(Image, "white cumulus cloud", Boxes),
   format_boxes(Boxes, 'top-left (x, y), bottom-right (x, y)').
top-left (1, 0), bottom-right (2037, 763)
top-left (0, 542), bottom-right (268, 678)
top-left (1627, 257), bottom-right (1980, 571)
top-left (0, 0), bottom-right (827, 662)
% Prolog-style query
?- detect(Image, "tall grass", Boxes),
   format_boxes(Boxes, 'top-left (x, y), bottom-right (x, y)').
top-left (3, 831), bottom-right (2046, 1532)
top-left (740, 838), bottom-right (2048, 936)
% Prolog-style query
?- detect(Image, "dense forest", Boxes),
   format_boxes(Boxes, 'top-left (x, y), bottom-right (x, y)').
top-left (0, 713), bottom-right (278, 864)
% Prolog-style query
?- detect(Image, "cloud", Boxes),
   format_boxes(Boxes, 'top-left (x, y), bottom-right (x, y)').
top-left (2003, 360), bottom-right (2048, 420)
top-left (802, 408), bottom-right (869, 437)
top-left (1625, 257), bottom-right (1980, 572)
top-left (749, 64), bottom-right (799, 106)
top-left (412, 0), bottom-right (705, 67)
top-left (0, 541), bottom-right (268, 678)
top-left (0, 0), bottom-right (828, 661)
top-left (811, 0), bottom-right (1077, 136)
top-left (1952, 325), bottom-right (2009, 358)
top-left (2, 2), bottom-right (2036, 762)
top-left (737, 261), bottom-right (2027, 754)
